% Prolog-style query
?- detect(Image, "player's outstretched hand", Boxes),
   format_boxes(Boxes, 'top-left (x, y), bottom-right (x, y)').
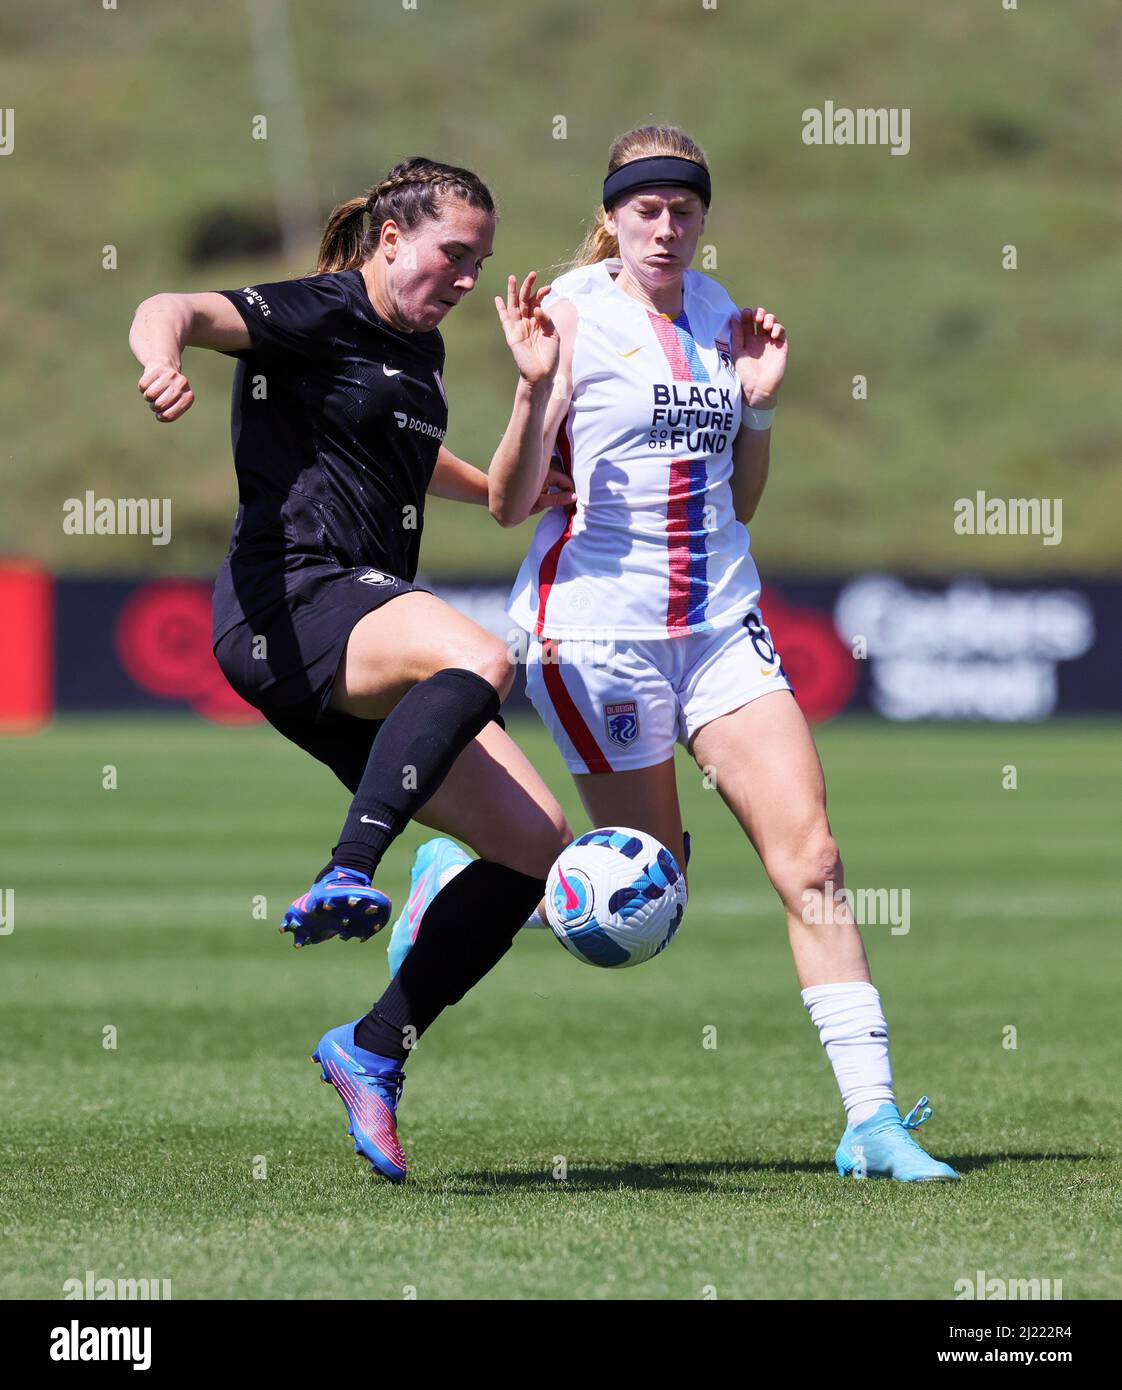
top-left (729, 306), bottom-right (788, 408)
top-left (138, 361), bottom-right (195, 423)
top-left (494, 271), bottom-right (560, 387)
top-left (529, 465), bottom-right (577, 515)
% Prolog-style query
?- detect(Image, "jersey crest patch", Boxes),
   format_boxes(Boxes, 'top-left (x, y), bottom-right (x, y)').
top-left (716, 338), bottom-right (734, 373)
top-left (604, 700), bottom-right (640, 747)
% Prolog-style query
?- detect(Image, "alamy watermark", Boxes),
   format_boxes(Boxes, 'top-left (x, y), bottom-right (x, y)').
top-left (50, 1322), bottom-right (152, 1371)
top-left (802, 101), bottom-right (910, 156)
top-left (954, 1270), bottom-right (1063, 1301)
top-left (802, 880), bottom-right (911, 935)
top-left (62, 492), bottom-right (171, 546)
top-left (63, 1269), bottom-right (171, 1301)
top-left (507, 629), bottom-right (614, 669)
top-left (954, 491), bottom-right (1061, 546)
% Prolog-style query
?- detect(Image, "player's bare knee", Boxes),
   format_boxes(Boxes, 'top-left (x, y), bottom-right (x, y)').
top-left (771, 830), bottom-right (842, 915)
top-left (459, 639), bottom-right (515, 703)
top-left (504, 812), bottom-right (570, 879)
top-left (517, 813), bottom-right (571, 878)
top-left (812, 833), bottom-right (843, 888)
top-left (545, 812), bottom-right (574, 863)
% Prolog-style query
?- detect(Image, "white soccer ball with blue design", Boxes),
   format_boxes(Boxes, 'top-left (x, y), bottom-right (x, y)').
top-left (544, 827), bottom-right (687, 968)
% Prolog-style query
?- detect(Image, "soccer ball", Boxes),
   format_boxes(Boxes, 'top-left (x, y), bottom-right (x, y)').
top-left (544, 827), bottom-right (687, 968)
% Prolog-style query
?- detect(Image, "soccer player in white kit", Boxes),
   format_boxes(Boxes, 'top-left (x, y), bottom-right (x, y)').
top-left (400, 125), bottom-right (957, 1181)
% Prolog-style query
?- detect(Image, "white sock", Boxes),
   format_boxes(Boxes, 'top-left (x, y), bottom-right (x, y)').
top-left (801, 981), bottom-right (896, 1127)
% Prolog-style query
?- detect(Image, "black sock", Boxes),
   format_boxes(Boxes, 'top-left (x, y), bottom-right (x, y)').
top-left (332, 668), bottom-right (500, 880)
top-left (354, 860), bottom-right (546, 1059)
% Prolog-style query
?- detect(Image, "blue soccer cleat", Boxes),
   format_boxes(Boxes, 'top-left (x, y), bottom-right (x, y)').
top-left (281, 866), bottom-right (392, 948)
top-left (835, 1096), bottom-right (959, 1182)
top-left (311, 1020), bottom-right (408, 1183)
top-left (387, 837), bottom-right (473, 977)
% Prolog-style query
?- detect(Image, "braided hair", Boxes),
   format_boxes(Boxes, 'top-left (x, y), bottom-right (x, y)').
top-left (315, 157), bottom-right (496, 274)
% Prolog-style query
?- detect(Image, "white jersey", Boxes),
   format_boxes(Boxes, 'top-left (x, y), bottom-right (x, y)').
top-left (506, 257), bottom-right (761, 640)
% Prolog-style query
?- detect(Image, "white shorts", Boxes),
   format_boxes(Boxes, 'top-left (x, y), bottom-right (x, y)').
top-left (524, 609), bottom-right (793, 774)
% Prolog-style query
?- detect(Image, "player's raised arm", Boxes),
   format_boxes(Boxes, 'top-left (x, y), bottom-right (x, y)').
top-left (487, 273), bottom-right (572, 527)
top-left (128, 291), bottom-right (252, 423)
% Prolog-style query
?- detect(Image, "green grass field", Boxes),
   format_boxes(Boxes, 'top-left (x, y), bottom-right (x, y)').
top-left (1, 715), bottom-right (1118, 1300)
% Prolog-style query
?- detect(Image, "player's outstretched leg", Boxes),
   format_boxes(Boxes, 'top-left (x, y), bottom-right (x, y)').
top-left (834, 1095), bottom-right (959, 1182)
top-left (316, 722), bottom-right (570, 1179)
top-left (281, 866), bottom-right (392, 948)
top-left (311, 1019), bottom-right (407, 1182)
top-left (317, 859), bottom-right (548, 1181)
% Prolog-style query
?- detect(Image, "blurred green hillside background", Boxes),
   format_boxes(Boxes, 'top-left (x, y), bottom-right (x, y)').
top-left (1, 0), bottom-right (1119, 579)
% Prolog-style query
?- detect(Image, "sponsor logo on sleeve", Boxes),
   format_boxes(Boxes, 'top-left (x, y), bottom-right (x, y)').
top-left (240, 287), bottom-right (271, 317)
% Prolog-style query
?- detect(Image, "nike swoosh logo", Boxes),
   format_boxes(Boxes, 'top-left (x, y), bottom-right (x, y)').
top-left (618, 346), bottom-right (643, 358)
top-left (556, 865), bottom-right (579, 911)
top-left (382, 365), bottom-right (403, 376)
top-left (760, 665), bottom-right (778, 677)
top-left (360, 815), bottom-right (392, 828)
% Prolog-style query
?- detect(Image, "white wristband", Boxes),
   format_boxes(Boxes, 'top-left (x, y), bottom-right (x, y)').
top-left (744, 405), bottom-right (776, 431)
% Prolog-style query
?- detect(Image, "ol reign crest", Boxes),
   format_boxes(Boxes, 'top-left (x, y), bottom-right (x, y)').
top-left (604, 700), bottom-right (640, 747)
top-left (716, 338), bottom-right (734, 373)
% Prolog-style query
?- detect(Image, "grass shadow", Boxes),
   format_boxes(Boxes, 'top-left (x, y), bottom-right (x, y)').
top-left (447, 1158), bottom-right (835, 1194)
top-left (443, 1151), bottom-right (1098, 1194)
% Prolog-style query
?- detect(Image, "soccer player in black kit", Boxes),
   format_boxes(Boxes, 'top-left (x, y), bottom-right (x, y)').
top-left (129, 158), bottom-right (575, 1181)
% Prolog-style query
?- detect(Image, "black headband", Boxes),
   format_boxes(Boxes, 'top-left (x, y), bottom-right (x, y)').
top-left (602, 155), bottom-right (712, 211)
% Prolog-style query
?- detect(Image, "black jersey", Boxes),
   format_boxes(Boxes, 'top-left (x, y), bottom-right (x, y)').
top-left (211, 270), bottom-right (448, 640)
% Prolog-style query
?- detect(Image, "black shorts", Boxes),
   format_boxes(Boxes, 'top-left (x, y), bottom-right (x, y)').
top-left (213, 564), bottom-right (425, 793)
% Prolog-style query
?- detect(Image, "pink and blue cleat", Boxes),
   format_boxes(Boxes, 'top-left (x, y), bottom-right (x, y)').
top-left (281, 866), bottom-right (392, 948)
top-left (311, 1020), bottom-right (408, 1182)
top-left (386, 838), bottom-right (473, 977)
